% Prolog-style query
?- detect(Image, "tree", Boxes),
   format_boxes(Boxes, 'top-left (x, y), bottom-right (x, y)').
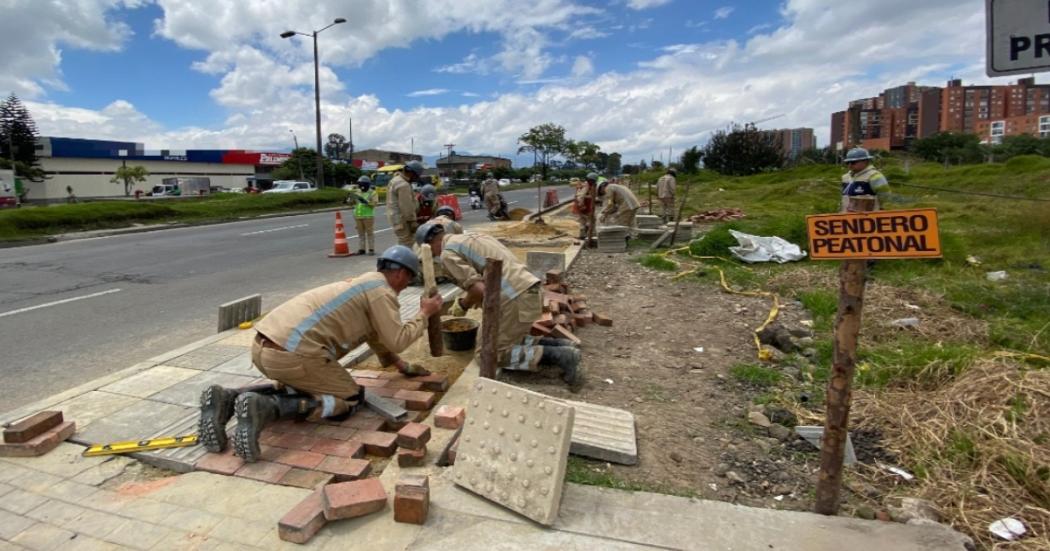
top-left (701, 123), bottom-right (784, 175)
top-left (110, 165), bottom-right (149, 196)
top-left (638, 159), bottom-right (648, 171)
top-left (0, 94), bottom-right (43, 181)
top-left (518, 123), bottom-right (568, 182)
top-left (679, 146), bottom-right (702, 174)
top-left (911, 132), bottom-right (983, 165)
top-left (651, 160), bottom-right (664, 170)
top-left (607, 152), bottom-right (622, 175)
top-left (325, 133), bottom-right (350, 160)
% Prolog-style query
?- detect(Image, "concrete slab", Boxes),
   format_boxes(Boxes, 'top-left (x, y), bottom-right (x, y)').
top-left (164, 344), bottom-right (247, 370)
top-left (216, 330), bottom-right (255, 348)
top-left (148, 371), bottom-right (259, 408)
top-left (209, 353), bottom-right (258, 377)
top-left (71, 399), bottom-right (193, 446)
top-left (98, 365), bottom-right (200, 398)
top-left (452, 378), bottom-right (574, 526)
top-left (560, 399), bottom-right (637, 465)
top-left (130, 410), bottom-right (214, 473)
top-left (0, 442), bottom-right (110, 477)
top-left (525, 251), bottom-right (566, 279)
top-left (50, 391), bottom-right (130, 430)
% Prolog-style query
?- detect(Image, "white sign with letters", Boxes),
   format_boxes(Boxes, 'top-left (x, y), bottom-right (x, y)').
top-left (987, 0), bottom-right (1050, 76)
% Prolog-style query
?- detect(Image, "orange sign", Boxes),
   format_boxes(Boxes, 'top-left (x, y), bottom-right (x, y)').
top-left (806, 208), bottom-right (941, 260)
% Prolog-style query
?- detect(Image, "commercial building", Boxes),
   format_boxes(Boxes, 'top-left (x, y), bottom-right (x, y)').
top-left (435, 153), bottom-right (511, 176)
top-left (350, 149), bottom-right (422, 170)
top-left (28, 137), bottom-right (291, 202)
top-left (764, 128), bottom-right (816, 158)
top-left (830, 77), bottom-right (1050, 150)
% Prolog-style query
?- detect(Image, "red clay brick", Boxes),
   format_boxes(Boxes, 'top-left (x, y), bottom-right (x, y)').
top-left (414, 373), bottom-right (449, 392)
top-left (447, 437), bottom-right (459, 465)
top-left (352, 377), bottom-right (388, 388)
top-left (536, 311), bottom-right (555, 327)
top-left (0, 421), bottom-right (75, 458)
top-left (364, 386), bottom-right (400, 399)
top-left (552, 325), bottom-right (581, 345)
top-left (278, 489), bottom-right (327, 544)
top-left (273, 449), bottom-right (326, 470)
top-left (593, 313), bottom-right (613, 327)
top-left (341, 415), bottom-right (386, 432)
top-left (266, 420), bottom-right (316, 435)
top-left (259, 430), bottom-right (284, 446)
top-left (531, 323), bottom-right (553, 337)
top-left (234, 461), bottom-right (292, 483)
top-left (433, 406), bottom-right (465, 429)
top-left (272, 432), bottom-right (321, 451)
top-left (545, 269), bottom-right (563, 285)
top-left (316, 456), bottom-right (372, 481)
top-left (384, 379), bottom-right (424, 391)
top-left (396, 446), bottom-right (427, 467)
top-left (314, 425), bottom-right (357, 441)
top-left (393, 389), bottom-right (435, 411)
top-left (3, 411), bottom-right (63, 444)
top-left (394, 484), bottom-right (429, 525)
top-left (573, 312), bottom-right (592, 327)
top-left (396, 423), bottom-right (430, 450)
top-left (195, 450), bottom-right (244, 476)
top-left (350, 369), bottom-right (386, 379)
top-left (322, 479), bottom-right (387, 520)
top-left (355, 431), bottom-right (397, 456)
top-left (310, 438), bottom-right (364, 458)
top-left (278, 468), bottom-right (334, 490)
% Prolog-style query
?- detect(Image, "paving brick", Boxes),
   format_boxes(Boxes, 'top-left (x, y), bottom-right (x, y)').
top-left (414, 373), bottom-right (449, 392)
top-left (340, 413), bottom-right (385, 431)
top-left (104, 518), bottom-right (176, 550)
top-left (234, 461), bottom-right (292, 484)
top-left (393, 389), bottom-right (435, 411)
top-left (433, 405), bottom-right (466, 429)
top-left (573, 312), bottom-right (592, 327)
top-left (310, 438), bottom-right (364, 458)
top-left (11, 521), bottom-right (76, 550)
top-left (271, 432), bottom-right (320, 451)
top-left (383, 379), bottom-right (425, 391)
top-left (396, 423), bottom-right (431, 450)
top-left (552, 324), bottom-right (581, 345)
top-left (536, 311), bottom-right (555, 327)
top-left (271, 448), bottom-right (326, 470)
top-left (396, 446), bottom-right (427, 467)
top-left (530, 323), bottom-right (553, 336)
top-left (545, 269), bottom-right (563, 284)
top-left (266, 420), bottom-right (316, 435)
top-left (355, 431), bottom-right (397, 457)
top-left (352, 377), bottom-right (388, 388)
top-left (349, 369), bottom-right (386, 379)
top-left (322, 479), bottom-right (387, 520)
top-left (0, 508), bottom-right (35, 540)
top-left (3, 411), bottom-right (63, 444)
top-left (277, 489), bottom-right (327, 544)
top-left (194, 450), bottom-right (244, 476)
top-left (277, 468), bottom-right (333, 490)
top-left (315, 456), bottom-right (371, 481)
top-left (0, 421), bottom-right (75, 458)
top-left (363, 386), bottom-right (400, 399)
top-left (258, 430), bottom-right (283, 446)
top-left (313, 425), bottom-right (357, 441)
top-left (0, 487), bottom-right (49, 514)
top-left (394, 484), bottom-right (429, 525)
top-left (593, 313), bottom-right (613, 327)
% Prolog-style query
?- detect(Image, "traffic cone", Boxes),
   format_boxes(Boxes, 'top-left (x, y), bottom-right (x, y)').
top-left (328, 211), bottom-right (353, 258)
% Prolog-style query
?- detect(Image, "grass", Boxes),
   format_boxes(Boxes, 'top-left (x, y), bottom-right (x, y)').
top-left (729, 363), bottom-right (782, 387)
top-left (0, 189), bottom-right (349, 240)
top-left (639, 253), bottom-right (678, 271)
top-left (564, 456), bottom-right (699, 498)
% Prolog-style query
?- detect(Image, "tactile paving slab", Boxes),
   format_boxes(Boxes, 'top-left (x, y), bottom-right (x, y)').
top-left (452, 378), bottom-right (574, 526)
top-left (561, 399), bottom-right (637, 465)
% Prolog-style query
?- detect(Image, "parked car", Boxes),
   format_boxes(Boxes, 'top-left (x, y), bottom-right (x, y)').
top-left (498, 178), bottom-right (511, 187)
top-left (263, 181), bottom-right (316, 193)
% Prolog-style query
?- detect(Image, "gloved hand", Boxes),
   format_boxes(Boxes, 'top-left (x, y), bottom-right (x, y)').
top-left (449, 297), bottom-right (468, 317)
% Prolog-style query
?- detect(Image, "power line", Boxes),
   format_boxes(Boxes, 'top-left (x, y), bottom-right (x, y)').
top-left (893, 182), bottom-right (1050, 202)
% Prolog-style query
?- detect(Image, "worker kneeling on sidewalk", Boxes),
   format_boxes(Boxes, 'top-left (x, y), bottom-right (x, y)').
top-left (415, 222), bottom-right (585, 392)
top-left (197, 245), bottom-right (443, 462)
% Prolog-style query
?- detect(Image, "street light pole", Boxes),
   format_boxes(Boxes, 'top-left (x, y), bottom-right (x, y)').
top-left (281, 18), bottom-right (346, 188)
top-left (290, 130), bottom-right (305, 180)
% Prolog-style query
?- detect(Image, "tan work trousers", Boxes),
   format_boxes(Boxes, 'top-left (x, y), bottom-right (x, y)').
top-left (251, 339), bottom-right (359, 398)
top-left (496, 286), bottom-right (544, 371)
top-left (606, 207), bottom-right (638, 229)
top-left (661, 198), bottom-right (675, 221)
top-left (354, 217), bottom-right (375, 252)
top-left (393, 221), bottom-right (416, 247)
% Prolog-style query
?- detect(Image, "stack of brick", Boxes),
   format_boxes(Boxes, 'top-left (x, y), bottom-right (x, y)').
top-left (395, 422), bottom-right (431, 467)
top-left (278, 478), bottom-right (389, 543)
top-left (394, 474), bottom-right (430, 525)
top-left (0, 411), bottom-right (76, 457)
top-left (597, 225), bottom-right (629, 252)
top-left (530, 270), bottom-right (613, 340)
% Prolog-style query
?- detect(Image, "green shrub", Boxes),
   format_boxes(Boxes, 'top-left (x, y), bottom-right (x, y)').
top-left (639, 254), bottom-right (678, 271)
top-left (3, 202), bottom-right (176, 230)
top-left (730, 363), bottom-right (782, 386)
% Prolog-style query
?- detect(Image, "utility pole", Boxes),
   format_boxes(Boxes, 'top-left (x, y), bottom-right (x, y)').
top-left (348, 113), bottom-right (354, 161)
top-left (411, 138), bottom-right (414, 155)
top-left (290, 130), bottom-right (305, 180)
top-left (444, 143), bottom-right (455, 177)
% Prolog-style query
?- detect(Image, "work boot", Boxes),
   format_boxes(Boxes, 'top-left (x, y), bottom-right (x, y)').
top-left (540, 346), bottom-right (584, 393)
top-left (233, 393), bottom-right (317, 462)
top-left (198, 385), bottom-right (237, 453)
top-left (537, 337), bottom-right (579, 349)
top-left (357, 249), bottom-right (366, 255)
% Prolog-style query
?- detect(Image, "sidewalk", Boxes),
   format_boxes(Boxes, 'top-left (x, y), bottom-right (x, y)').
top-left (0, 239), bottom-right (972, 550)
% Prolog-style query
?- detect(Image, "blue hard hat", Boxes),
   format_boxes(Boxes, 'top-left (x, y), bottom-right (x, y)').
top-left (376, 245), bottom-right (420, 277)
top-left (844, 148), bottom-right (873, 163)
top-left (414, 221), bottom-right (445, 245)
top-left (404, 160), bottom-right (425, 176)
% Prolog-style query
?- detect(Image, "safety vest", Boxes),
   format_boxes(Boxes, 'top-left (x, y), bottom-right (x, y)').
top-left (354, 189), bottom-right (376, 218)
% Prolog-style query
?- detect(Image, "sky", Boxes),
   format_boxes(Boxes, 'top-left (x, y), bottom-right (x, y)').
top-left (0, 0), bottom-right (1026, 165)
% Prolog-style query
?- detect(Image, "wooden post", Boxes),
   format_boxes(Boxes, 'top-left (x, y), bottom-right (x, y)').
top-left (586, 184), bottom-right (597, 248)
top-left (814, 196), bottom-right (876, 515)
top-left (479, 258), bottom-right (503, 379)
top-left (647, 179), bottom-right (653, 215)
top-left (668, 178), bottom-right (692, 246)
top-left (419, 246), bottom-right (443, 357)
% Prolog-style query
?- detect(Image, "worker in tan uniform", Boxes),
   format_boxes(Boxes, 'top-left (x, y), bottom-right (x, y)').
top-left (197, 245), bottom-right (443, 462)
top-left (574, 173), bottom-right (598, 240)
top-left (481, 173), bottom-right (501, 218)
top-left (415, 222), bottom-right (584, 391)
top-left (430, 205), bottom-right (463, 234)
top-left (388, 161), bottom-right (425, 247)
top-left (598, 178), bottom-right (641, 230)
top-left (655, 168), bottom-right (677, 223)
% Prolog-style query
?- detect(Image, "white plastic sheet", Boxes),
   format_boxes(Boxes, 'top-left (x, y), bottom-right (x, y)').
top-left (728, 230), bottom-right (807, 263)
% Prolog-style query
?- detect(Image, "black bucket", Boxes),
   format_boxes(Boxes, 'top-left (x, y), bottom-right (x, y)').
top-left (441, 317), bottom-right (479, 351)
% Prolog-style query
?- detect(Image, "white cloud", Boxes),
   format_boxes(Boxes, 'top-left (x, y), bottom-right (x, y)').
top-left (407, 88), bottom-right (450, 97)
top-left (571, 55), bottom-right (595, 78)
top-left (626, 0), bottom-right (671, 10)
top-left (713, 6), bottom-right (734, 20)
top-left (461, 92), bottom-right (481, 97)
top-left (569, 26), bottom-right (609, 40)
top-left (435, 54), bottom-right (485, 74)
top-left (747, 23), bottom-right (773, 35)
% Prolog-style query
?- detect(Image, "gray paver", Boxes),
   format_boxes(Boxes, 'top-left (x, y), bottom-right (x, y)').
top-left (206, 517), bottom-right (271, 547)
top-left (98, 366), bottom-right (200, 398)
top-left (147, 371), bottom-right (258, 408)
top-left (525, 250), bottom-right (566, 278)
top-left (164, 344), bottom-right (250, 370)
top-left (208, 353), bottom-right (257, 377)
top-left (10, 521), bottom-right (76, 550)
top-left (0, 509), bottom-right (36, 540)
top-left (7, 470), bottom-right (64, 494)
top-left (70, 400), bottom-right (192, 447)
top-left (38, 480), bottom-right (98, 503)
top-left (561, 399), bottom-right (637, 465)
top-left (50, 391), bottom-right (129, 432)
top-left (62, 508), bottom-right (125, 539)
top-left (103, 518), bottom-right (176, 550)
top-left (24, 500), bottom-right (88, 527)
top-left (452, 378), bottom-right (574, 526)
top-left (63, 534), bottom-right (123, 551)
top-left (0, 488), bottom-right (49, 515)
top-left (0, 443), bottom-right (107, 478)
top-left (71, 456), bottom-right (133, 487)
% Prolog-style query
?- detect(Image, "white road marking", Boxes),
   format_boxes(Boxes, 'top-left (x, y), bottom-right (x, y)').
top-left (241, 224), bottom-right (310, 236)
top-left (0, 288), bottom-right (123, 319)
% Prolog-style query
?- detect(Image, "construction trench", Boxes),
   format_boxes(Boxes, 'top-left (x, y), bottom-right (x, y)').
top-left (0, 200), bottom-right (972, 549)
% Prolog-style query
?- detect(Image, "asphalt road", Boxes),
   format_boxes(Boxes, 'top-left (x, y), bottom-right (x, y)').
top-left (0, 186), bottom-right (567, 410)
